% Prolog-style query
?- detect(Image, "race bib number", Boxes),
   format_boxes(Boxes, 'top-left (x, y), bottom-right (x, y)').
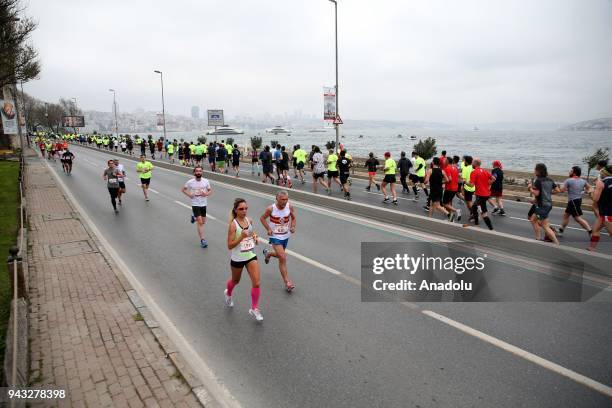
top-left (274, 225), bottom-right (289, 234)
top-left (108, 178), bottom-right (118, 185)
top-left (117, 176), bottom-right (124, 182)
top-left (240, 237), bottom-right (255, 252)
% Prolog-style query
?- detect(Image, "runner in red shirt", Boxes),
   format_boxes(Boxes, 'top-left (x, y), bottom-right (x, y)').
top-left (467, 157), bottom-right (495, 230)
top-left (439, 150), bottom-right (447, 170)
top-left (442, 156), bottom-right (461, 222)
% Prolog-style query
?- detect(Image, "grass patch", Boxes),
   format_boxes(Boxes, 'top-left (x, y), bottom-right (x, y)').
top-left (0, 160), bottom-right (21, 374)
top-left (133, 312), bottom-right (144, 322)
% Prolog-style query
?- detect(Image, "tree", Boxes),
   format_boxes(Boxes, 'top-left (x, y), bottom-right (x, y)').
top-left (59, 98), bottom-right (82, 116)
top-left (325, 140), bottom-right (336, 151)
top-left (0, 0), bottom-right (41, 88)
top-left (250, 136), bottom-right (262, 150)
top-left (583, 148), bottom-right (610, 182)
top-left (197, 136), bottom-right (207, 145)
top-left (270, 140), bottom-right (278, 148)
top-left (225, 137), bottom-right (235, 146)
top-left (413, 137), bottom-right (437, 160)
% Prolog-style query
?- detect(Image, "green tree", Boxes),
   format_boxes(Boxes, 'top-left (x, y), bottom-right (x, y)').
top-left (250, 136), bottom-right (262, 150)
top-left (413, 137), bottom-right (437, 160)
top-left (197, 136), bottom-right (207, 144)
top-left (226, 137), bottom-right (235, 146)
top-left (270, 140), bottom-right (278, 148)
top-left (325, 140), bottom-right (336, 151)
top-left (583, 147), bottom-right (610, 182)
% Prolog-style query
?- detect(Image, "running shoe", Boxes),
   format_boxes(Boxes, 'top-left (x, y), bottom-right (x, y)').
top-left (499, 209), bottom-right (506, 216)
top-left (263, 248), bottom-right (271, 264)
top-left (286, 280), bottom-right (296, 292)
top-left (382, 197), bottom-right (390, 203)
top-left (249, 308), bottom-right (264, 322)
top-left (327, 188), bottom-right (332, 196)
top-left (118, 199), bottom-right (122, 206)
top-left (224, 289), bottom-right (234, 307)
top-left (456, 209), bottom-right (462, 221)
top-left (190, 215), bottom-right (196, 224)
top-left (423, 205), bottom-right (430, 212)
top-left (492, 207), bottom-right (499, 214)
top-left (557, 227), bottom-right (564, 236)
top-left (376, 184), bottom-right (381, 191)
top-left (392, 199), bottom-right (398, 206)
top-left (145, 197), bottom-right (150, 201)
top-left (413, 194), bottom-right (419, 202)
top-left (365, 186), bottom-right (371, 191)
top-left (200, 239), bottom-right (208, 248)
top-left (449, 212), bottom-right (456, 222)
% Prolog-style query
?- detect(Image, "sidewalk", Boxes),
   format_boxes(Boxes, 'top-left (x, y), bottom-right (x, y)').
top-left (26, 153), bottom-right (201, 407)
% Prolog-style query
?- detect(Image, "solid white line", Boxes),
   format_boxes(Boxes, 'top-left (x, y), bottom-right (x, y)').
top-left (421, 310), bottom-right (612, 398)
top-left (43, 157), bottom-right (240, 408)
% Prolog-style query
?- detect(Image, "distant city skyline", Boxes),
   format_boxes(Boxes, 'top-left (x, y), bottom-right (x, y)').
top-left (24, 0), bottom-right (612, 124)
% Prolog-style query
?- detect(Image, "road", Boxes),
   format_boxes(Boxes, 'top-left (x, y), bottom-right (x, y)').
top-left (41, 145), bottom-right (612, 407)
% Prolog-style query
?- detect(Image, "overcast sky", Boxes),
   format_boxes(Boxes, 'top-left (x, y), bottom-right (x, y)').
top-left (24, 0), bottom-right (612, 124)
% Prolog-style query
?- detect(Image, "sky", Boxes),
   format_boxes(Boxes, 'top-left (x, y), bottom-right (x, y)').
top-left (23, 0), bottom-right (612, 124)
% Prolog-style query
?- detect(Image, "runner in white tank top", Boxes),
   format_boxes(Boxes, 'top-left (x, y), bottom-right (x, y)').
top-left (260, 190), bottom-right (297, 292)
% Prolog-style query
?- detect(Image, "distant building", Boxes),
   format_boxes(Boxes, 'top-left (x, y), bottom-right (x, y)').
top-left (191, 106), bottom-right (200, 119)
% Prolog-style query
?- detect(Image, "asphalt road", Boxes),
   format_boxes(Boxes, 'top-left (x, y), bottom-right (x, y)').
top-left (41, 146), bottom-right (612, 407)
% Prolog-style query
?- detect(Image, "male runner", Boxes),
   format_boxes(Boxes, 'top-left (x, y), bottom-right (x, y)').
top-left (466, 158), bottom-right (495, 230)
top-left (588, 165), bottom-right (612, 251)
top-left (410, 152), bottom-right (427, 200)
top-left (381, 152), bottom-right (398, 205)
top-left (338, 150), bottom-right (352, 200)
top-left (113, 159), bottom-right (126, 205)
top-left (311, 146), bottom-right (330, 193)
top-left (260, 190), bottom-right (297, 292)
top-left (364, 152), bottom-right (381, 191)
top-left (326, 149), bottom-right (341, 195)
top-left (559, 166), bottom-right (592, 236)
top-left (293, 144), bottom-right (307, 184)
top-left (136, 155), bottom-right (153, 201)
top-left (61, 147), bottom-right (75, 174)
top-left (181, 166), bottom-right (212, 248)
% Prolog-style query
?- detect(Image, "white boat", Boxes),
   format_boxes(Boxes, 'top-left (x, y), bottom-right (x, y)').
top-left (410, 135), bottom-right (417, 140)
top-left (308, 128), bottom-right (328, 133)
top-left (266, 125), bottom-right (291, 135)
top-left (206, 125), bottom-right (244, 136)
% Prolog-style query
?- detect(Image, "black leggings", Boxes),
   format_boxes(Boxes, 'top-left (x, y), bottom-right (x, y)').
top-left (108, 188), bottom-right (119, 210)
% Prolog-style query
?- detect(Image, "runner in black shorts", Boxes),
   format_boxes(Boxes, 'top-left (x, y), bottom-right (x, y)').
top-left (338, 150), bottom-right (352, 200)
top-left (424, 157), bottom-right (450, 218)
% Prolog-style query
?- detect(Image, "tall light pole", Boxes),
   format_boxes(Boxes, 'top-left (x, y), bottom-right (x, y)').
top-left (71, 97), bottom-right (78, 134)
top-left (153, 70), bottom-right (167, 141)
top-left (329, 0), bottom-right (340, 152)
top-left (109, 89), bottom-right (118, 138)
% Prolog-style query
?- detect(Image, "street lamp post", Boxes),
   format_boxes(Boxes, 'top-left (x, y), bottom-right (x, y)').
top-left (71, 97), bottom-right (78, 134)
top-left (153, 70), bottom-right (167, 141)
top-left (329, 0), bottom-right (340, 152)
top-left (109, 89), bottom-right (118, 138)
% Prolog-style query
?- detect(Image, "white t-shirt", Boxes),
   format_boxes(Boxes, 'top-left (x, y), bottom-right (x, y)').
top-left (184, 177), bottom-right (211, 207)
top-left (313, 152), bottom-right (325, 174)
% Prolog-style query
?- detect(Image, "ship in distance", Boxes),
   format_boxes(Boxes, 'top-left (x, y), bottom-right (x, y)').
top-left (206, 125), bottom-right (244, 135)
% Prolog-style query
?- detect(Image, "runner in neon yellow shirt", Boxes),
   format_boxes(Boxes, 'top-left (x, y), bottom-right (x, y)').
top-left (410, 152), bottom-right (428, 201)
top-left (460, 156), bottom-right (475, 218)
top-left (326, 149), bottom-right (341, 195)
top-left (381, 152), bottom-right (398, 204)
top-left (292, 144), bottom-right (307, 184)
top-left (136, 155), bottom-right (154, 201)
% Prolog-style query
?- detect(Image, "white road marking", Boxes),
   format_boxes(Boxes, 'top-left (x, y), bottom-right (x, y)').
top-left (422, 310), bottom-right (612, 398)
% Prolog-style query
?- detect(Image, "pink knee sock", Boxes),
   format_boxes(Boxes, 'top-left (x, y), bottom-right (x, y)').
top-left (226, 279), bottom-right (236, 296)
top-left (251, 287), bottom-right (260, 309)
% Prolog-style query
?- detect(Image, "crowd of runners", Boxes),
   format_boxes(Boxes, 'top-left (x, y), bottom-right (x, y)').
top-left (34, 131), bottom-right (611, 256)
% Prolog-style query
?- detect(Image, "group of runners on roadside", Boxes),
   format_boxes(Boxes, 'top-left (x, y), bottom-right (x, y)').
top-left (35, 132), bottom-right (612, 254)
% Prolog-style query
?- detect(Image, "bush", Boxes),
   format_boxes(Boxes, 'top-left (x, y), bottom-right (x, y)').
top-left (583, 147), bottom-right (609, 182)
top-left (325, 140), bottom-right (336, 151)
top-left (250, 136), bottom-right (262, 150)
top-left (197, 136), bottom-right (207, 145)
top-left (413, 137), bottom-right (437, 160)
top-left (226, 137), bottom-right (235, 146)
top-left (270, 140), bottom-right (279, 148)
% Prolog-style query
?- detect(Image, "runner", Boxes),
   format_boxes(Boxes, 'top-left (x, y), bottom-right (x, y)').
top-left (558, 166), bottom-right (592, 236)
top-left (424, 157), bottom-right (450, 218)
top-left (326, 148), bottom-right (341, 195)
top-left (232, 144), bottom-right (241, 177)
top-left (251, 147), bottom-right (260, 176)
top-left (460, 156), bottom-right (475, 219)
top-left (149, 138), bottom-right (156, 159)
top-left (126, 137), bottom-right (134, 156)
top-left (364, 152), bottom-right (381, 191)
top-left (136, 155), bottom-right (153, 201)
top-left (409, 151), bottom-right (427, 201)
top-left (311, 146), bottom-right (330, 194)
top-left (279, 146), bottom-right (292, 187)
top-left (181, 166), bottom-right (212, 248)
top-left (293, 144), bottom-right (307, 184)
top-left (113, 159), bottom-right (126, 205)
top-left (207, 142), bottom-right (216, 172)
top-left (260, 145), bottom-right (275, 183)
top-left (398, 151), bottom-right (413, 194)
top-left (338, 150), bottom-right (352, 200)
top-left (381, 152), bottom-right (398, 205)
top-left (120, 139), bottom-right (127, 153)
top-left (260, 190), bottom-right (297, 292)
top-left (488, 160), bottom-right (506, 216)
top-left (217, 143), bottom-right (228, 174)
top-left (442, 156), bottom-right (461, 221)
top-left (225, 198), bottom-right (263, 322)
top-left (528, 163), bottom-right (560, 243)
top-left (61, 147), bottom-right (75, 175)
top-left (182, 142), bottom-right (191, 167)
top-left (588, 165), bottom-right (612, 251)
top-left (467, 158), bottom-right (495, 230)
top-left (103, 159), bottom-right (121, 213)
top-left (166, 141), bottom-right (175, 163)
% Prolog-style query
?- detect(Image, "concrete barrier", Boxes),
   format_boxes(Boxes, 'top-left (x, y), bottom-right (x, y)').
top-left (73, 144), bottom-right (612, 279)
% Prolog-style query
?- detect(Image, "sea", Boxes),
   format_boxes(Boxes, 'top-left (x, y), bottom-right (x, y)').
top-left (140, 127), bottom-right (612, 175)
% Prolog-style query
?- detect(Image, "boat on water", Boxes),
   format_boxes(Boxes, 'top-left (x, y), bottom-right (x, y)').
top-left (397, 134), bottom-right (403, 138)
top-left (410, 135), bottom-right (417, 140)
top-left (206, 125), bottom-right (244, 136)
top-left (358, 134), bottom-right (363, 138)
top-left (266, 125), bottom-right (292, 135)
